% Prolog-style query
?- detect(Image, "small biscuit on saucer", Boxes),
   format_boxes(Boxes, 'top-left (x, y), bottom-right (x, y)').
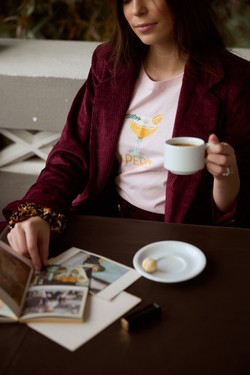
top-left (142, 257), bottom-right (157, 273)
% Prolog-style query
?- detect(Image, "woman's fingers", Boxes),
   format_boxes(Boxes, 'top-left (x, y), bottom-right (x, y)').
top-left (7, 217), bottom-right (50, 270)
top-left (206, 141), bottom-right (236, 178)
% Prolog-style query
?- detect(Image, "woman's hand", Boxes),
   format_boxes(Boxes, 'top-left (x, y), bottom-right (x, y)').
top-left (7, 216), bottom-right (50, 271)
top-left (206, 134), bottom-right (240, 212)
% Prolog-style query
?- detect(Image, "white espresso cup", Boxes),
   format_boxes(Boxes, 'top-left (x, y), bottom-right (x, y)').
top-left (164, 137), bottom-right (209, 175)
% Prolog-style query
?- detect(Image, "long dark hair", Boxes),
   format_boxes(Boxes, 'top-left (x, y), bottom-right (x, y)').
top-left (110, 0), bottom-right (225, 67)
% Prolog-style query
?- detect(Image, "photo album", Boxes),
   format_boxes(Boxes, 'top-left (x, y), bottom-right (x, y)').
top-left (0, 240), bottom-right (90, 323)
top-left (0, 240), bottom-right (140, 324)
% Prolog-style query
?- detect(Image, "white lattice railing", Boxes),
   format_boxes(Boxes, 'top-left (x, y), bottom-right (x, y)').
top-left (0, 38), bottom-right (99, 175)
top-left (0, 129), bottom-right (60, 174)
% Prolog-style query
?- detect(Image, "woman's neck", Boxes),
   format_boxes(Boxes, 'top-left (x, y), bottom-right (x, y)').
top-left (144, 46), bottom-right (187, 81)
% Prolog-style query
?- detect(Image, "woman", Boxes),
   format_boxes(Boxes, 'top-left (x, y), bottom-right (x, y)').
top-left (3, 0), bottom-right (250, 270)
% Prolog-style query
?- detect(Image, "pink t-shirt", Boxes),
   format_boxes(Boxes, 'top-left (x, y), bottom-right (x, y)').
top-left (115, 67), bottom-right (183, 214)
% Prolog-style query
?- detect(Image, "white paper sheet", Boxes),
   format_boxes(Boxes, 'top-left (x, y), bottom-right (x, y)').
top-left (28, 291), bottom-right (141, 351)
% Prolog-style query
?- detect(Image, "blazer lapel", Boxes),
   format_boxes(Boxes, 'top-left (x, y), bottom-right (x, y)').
top-left (165, 58), bottom-right (225, 223)
top-left (90, 64), bottom-right (138, 189)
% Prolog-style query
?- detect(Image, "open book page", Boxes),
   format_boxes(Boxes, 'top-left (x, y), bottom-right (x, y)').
top-left (49, 247), bottom-right (141, 301)
top-left (19, 265), bottom-right (90, 323)
top-left (0, 240), bottom-right (33, 320)
top-left (0, 299), bottom-right (17, 322)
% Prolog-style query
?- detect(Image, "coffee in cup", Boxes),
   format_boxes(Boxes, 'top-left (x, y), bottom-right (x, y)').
top-left (164, 137), bottom-right (208, 175)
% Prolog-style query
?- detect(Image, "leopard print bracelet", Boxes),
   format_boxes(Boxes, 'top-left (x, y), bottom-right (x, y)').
top-left (9, 203), bottom-right (66, 235)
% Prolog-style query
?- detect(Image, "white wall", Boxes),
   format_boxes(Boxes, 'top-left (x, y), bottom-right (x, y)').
top-left (0, 38), bottom-right (100, 132)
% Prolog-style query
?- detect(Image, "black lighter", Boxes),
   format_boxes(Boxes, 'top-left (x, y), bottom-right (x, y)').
top-left (120, 302), bottom-right (162, 332)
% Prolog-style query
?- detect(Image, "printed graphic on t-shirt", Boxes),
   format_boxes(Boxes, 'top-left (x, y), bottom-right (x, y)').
top-left (119, 112), bottom-right (163, 169)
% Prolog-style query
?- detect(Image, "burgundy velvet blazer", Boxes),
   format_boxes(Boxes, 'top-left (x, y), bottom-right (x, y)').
top-left (3, 44), bottom-right (250, 227)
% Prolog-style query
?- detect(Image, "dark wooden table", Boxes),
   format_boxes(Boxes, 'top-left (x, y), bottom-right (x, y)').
top-left (1, 215), bottom-right (250, 375)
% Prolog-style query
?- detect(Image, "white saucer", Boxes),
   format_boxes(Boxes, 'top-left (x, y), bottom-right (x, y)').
top-left (133, 241), bottom-right (206, 283)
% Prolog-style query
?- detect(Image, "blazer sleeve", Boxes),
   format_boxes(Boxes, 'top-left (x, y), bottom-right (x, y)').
top-left (2, 44), bottom-right (108, 221)
top-left (213, 57), bottom-right (250, 227)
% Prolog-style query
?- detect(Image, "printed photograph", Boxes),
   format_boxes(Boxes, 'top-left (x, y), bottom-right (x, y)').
top-left (62, 250), bottom-right (129, 295)
top-left (21, 287), bottom-right (86, 317)
top-left (30, 265), bottom-right (89, 287)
